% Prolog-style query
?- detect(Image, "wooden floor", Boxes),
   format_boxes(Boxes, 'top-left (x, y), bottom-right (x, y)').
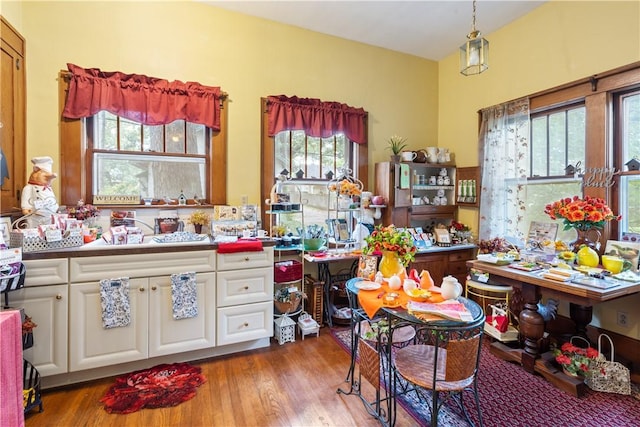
top-left (24, 329), bottom-right (416, 427)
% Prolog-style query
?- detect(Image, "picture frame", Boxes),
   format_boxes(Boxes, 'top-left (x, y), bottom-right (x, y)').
top-left (336, 222), bottom-right (350, 241)
top-left (434, 228), bottom-right (451, 245)
top-left (0, 217), bottom-right (11, 245)
top-left (604, 240), bottom-right (640, 272)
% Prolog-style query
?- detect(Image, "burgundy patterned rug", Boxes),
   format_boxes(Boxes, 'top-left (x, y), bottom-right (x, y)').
top-left (100, 362), bottom-right (206, 414)
top-left (331, 328), bottom-right (640, 427)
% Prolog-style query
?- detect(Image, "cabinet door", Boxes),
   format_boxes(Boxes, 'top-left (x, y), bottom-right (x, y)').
top-left (10, 284), bottom-right (68, 376)
top-left (148, 272), bottom-right (216, 357)
top-left (69, 278), bottom-right (148, 371)
top-left (0, 18), bottom-right (26, 215)
top-left (410, 254), bottom-right (447, 286)
top-left (217, 301), bottom-right (273, 346)
top-left (217, 266), bottom-right (273, 307)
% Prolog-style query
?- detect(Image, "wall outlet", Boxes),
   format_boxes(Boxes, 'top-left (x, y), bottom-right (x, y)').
top-left (617, 311), bottom-right (629, 327)
top-left (241, 195), bottom-right (248, 205)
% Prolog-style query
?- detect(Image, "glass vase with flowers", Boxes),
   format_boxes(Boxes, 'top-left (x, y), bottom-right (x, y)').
top-left (544, 195), bottom-right (620, 252)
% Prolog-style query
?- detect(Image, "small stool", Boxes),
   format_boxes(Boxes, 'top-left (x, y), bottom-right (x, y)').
top-left (297, 312), bottom-right (320, 340)
top-left (465, 280), bottom-right (512, 315)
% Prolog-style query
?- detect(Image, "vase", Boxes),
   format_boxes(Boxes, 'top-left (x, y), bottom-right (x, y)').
top-left (194, 224), bottom-right (203, 234)
top-left (379, 251), bottom-right (404, 278)
top-left (570, 228), bottom-right (602, 253)
top-left (338, 195), bottom-right (352, 210)
top-left (562, 367), bottom-right (579, 378)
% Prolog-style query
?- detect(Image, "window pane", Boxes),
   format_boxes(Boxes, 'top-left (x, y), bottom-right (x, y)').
top-left (518, 180), bottom-right (583, 242)
top-left (335, 134), bottom-right (348, 172)
top-left (94, 111), bottom-right (118, 150)
top-left (291, 131), bottom-right (306, 176)
top-left (567, 107), bottom-right (586, 168)
top-left (620, 176), bottom-right (640, 234)
top-left (306, 137), bottom-right (320, 179)
top-left (120, 117), bottom-right (142, 151)
top-left (187, 123), bottom-right (206, 155)
top-left (143, 125), bottom-right (163, 152)
top-left (274, 132), bottom-right (291, 176)
top-left (165, 121), bottom-right (185, 153)
top-left (94, 153), bottom-right (206, 199)
top-left (548, 112), bottom-right (566, 176)
top-left (530, 116), bottom-right (547, 176)
top-left (622, 93), bottom-right (640, 160)
top-left (321, 137), bottom-right (336, 178)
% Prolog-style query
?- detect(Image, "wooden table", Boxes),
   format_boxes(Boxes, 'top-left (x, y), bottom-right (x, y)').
top-left (466, 260), bottom-right (640, 396)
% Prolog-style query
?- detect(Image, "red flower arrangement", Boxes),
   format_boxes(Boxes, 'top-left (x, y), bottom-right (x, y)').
top-left (544, 195), bottom-right (620, 231)
top-left (553, 341), bottom-right (600, 376)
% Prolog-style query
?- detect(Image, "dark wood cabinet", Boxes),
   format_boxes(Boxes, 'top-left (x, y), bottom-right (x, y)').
top-left (409, 248), bottom-right (476, 285)
top-left (0, 17), bottom-right (26, 216)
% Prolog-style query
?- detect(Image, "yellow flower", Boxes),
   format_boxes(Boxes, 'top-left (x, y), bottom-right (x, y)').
top-left (188, 210), bottom-right (210, 226)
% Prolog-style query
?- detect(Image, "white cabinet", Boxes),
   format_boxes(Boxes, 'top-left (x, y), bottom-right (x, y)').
top-left (68, 252), bottom-right (216, 372)
top-left (9, 258), bottom-right (70, 376)
top-left (216, 248), bottom-right (274, 345)
top-left (8, 284), bottom-right (68, 376)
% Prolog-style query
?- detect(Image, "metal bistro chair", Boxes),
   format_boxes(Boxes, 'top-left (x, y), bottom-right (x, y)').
top-left (393, 315), bottom-right (485, 427)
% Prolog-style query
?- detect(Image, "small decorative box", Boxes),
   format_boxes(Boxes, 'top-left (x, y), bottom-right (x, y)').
top-left (297, 312), bottom-right (320, 340)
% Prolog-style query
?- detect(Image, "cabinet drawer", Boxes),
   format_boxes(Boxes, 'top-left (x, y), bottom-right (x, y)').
top-left (216, 247), bottom-right (274, 271)
top-left (217, 267), bottom-right (274, 307)
top-left (23, 258), bottom-right (68, 286)
top-left (447, 260), bottom-right (469, 276)
top-left (448, 249), bottom-right (475, 262)
top-left (217, 301), bottom-right (273, 346)
top-left (70, 251), bottom-right (215, 282)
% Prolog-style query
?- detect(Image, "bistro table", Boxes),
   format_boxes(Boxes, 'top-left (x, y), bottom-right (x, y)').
top-left (337, 277), bottom-right (484, 426)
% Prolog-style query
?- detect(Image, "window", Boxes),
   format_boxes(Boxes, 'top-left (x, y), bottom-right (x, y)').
top-left (90, 111), bottom-right (209, 201)
top-left (614, 89), bottom-right (640, 235)
top-left (520, 104), bottom-right (586, 241)
top-left (58, 71), bottom-right (228, 206)
top-left (274, 130), bottom-right (354, 229)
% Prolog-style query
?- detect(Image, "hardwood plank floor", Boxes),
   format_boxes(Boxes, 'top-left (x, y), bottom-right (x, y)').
top-left (24, 329), bottom-right (416, 427)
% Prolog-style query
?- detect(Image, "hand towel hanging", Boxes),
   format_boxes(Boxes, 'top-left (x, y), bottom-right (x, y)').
top-left (171, 272), bottom-right (198, 320)
top-left (100, 278), bottom-right (131, 329)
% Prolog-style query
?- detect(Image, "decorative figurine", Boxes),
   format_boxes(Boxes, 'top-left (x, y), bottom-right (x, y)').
top-left (21, 156), bottom-right (59, 228)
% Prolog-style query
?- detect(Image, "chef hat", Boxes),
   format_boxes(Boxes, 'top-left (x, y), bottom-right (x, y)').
top-left (31, 156), bottom-right (54, 173)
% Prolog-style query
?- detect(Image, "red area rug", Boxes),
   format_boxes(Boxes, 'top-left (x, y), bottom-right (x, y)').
top-left (331, 328), bottom-right (640, 427)
top-left (100, 362), bottom-right (206, 414)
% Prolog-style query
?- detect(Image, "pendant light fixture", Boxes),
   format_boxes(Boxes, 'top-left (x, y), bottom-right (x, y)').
top-left (460, 0), bottom-right (489, 76)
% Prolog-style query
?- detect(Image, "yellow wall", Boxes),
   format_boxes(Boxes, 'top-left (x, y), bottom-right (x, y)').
top-left (438, 0), bottom-right (640, 338)
top-left (15, 0), bottom-right (437, 203)
top-left (6, 0), bottom-right (640, 337)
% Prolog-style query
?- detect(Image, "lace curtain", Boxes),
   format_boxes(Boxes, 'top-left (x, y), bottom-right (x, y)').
top-left (478, 98), bottom-right (530, 240)
top-left (267, 95), bottom-right (367, 144)
top-left (62, 63), bottom-right (223, 130)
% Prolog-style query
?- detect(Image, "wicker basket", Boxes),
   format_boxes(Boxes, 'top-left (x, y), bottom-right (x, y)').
top-left (274, 260), bottom-right (303, 283)
top-left (11, 231), bottom-right (83, 253)
top-left (274, 293), bottom-right (303, 315)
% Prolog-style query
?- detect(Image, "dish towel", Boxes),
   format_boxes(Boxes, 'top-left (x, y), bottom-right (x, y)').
top-left (171, 272), bottom-right (198, 320)
top-left (100, 278), bottom-right (131, 329)
top-left (0, 310), bottom-right (24, 427)
top-left (217, 240), bottom-right (263, 254)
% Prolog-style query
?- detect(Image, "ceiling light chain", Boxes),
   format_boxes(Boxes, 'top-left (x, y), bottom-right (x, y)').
top-left (460, 0), bottom-right (489, 76)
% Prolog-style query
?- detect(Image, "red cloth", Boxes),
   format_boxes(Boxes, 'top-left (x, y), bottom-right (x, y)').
top-left (62, 63), bottom-right (222, 130)
top-left (267, 95), bottom-right (367, 144)
top-left (0, 310), bottom-right (24, 427)
top-left (217, 240), bottom-right (263, 254)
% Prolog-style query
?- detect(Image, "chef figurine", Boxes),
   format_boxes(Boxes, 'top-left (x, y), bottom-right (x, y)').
top-left (21, 156), bottom-right (59, 227)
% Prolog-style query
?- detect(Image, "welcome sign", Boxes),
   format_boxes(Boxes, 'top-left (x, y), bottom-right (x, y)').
top-left (93, 195), bottom-right (140, 205)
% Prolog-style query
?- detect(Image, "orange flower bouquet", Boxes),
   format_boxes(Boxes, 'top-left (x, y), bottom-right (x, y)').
top-left (544, 195), bottom-right (620, 231)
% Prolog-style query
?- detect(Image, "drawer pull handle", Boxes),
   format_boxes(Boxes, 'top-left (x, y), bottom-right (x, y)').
top-left (139, 287), bottom-right (145, 292)
top-left (243, 285), bottom-right (249, 290)
top-left (243, 322), bottom-right (249, 327)
top-left (244, 257), bottom-right (250, 261)
top-left (151, 286), bottom-right (157, 291)
top-left (56, 294), bottom-right (62, 300)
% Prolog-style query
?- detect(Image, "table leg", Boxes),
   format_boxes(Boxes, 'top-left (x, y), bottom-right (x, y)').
top-left (317, 262), bottom-right (333, 327)
top-left (569, 303), bottom-right (593, 337)
top-left (518, 302), bottom-right (545, 372)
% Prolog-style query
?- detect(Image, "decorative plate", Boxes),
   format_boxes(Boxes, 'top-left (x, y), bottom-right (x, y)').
top-left (355, 280), bottom-right (382, 291)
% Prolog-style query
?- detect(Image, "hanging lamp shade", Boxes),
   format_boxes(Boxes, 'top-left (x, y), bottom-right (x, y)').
top-left (460, 0), bottom-right (489, 76)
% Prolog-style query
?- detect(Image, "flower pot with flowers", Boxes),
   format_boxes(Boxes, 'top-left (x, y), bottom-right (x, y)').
top-left (328, 177), bottom-right (362, 209)
top-left (553, 339), bottom-right (600, 377)
top-left (188, 210), bottom-right (210, 234)
top-left (450, 220), bottom-right (472, 243)
top-left (363, 224), bottom-right (416, 278)
top-left (65, 200), bottom-right (100, 226)
top-left (544, 195), bottom-right (621, 252)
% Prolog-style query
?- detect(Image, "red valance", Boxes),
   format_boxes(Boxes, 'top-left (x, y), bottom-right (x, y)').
top-left (62, 63), bottom-right (222, 130)
top-left (267, 95), bottom-right (367, 144)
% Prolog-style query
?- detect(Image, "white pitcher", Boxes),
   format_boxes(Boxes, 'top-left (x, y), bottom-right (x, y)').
top-left (440, 275), bottom-right (462, 300)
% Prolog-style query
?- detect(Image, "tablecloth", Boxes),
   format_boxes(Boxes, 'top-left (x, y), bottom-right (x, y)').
top-left (357, 282), bottom-right (444, 319)
top-left (0, 309), bottom-right (24, 427)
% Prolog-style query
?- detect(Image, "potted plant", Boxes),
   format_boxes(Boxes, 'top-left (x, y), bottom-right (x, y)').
top-left (386, 135), bottom-right (408, 162)
top-left (553, 340), bottom-right (599, 377)
top-left (188, 210), bottom-right (210, 234)
top-left (363, 224), bottom-right (416, 277)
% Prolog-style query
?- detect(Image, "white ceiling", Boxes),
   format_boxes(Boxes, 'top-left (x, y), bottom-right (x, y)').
top-left (203, 0), bottom-right (546, 61)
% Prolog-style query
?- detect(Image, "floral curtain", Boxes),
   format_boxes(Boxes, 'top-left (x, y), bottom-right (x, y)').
top-left (478, 98), bottom-right (530, 240)
top-left (267, 95), bottom-right (367, 144)
top-left (62, 63), bottom-right (223, 130)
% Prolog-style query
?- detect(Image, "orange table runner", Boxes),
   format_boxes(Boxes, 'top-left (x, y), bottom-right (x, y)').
top-left (358, 283), bottom-right (444, 319)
